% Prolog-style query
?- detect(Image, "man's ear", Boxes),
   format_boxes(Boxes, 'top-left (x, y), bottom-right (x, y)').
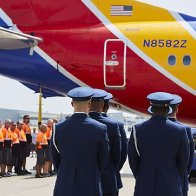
top-left (71, 101), bottom-right (74, 107)
top-left (176, 106), bottom-right (179, 114)
top-left (101, 100), bottom-right (104, 108)
top-left (88, 101), bottom-right (91, 108)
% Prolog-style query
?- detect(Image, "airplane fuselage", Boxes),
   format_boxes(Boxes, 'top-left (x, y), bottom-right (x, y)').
top-left (0, 0), bottom-right (195, 124)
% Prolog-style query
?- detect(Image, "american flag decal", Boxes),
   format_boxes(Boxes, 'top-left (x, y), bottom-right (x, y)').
top-left (110, 5), bottom-right (133, 16)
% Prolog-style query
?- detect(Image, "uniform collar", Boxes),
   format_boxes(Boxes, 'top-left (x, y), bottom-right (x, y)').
top-left (74, 112), bottom-right (88, 114)
top-left (71, 113), bottom-right (89, 118)
top-left (101, 112), bottom-right (108, 117)
top-left (151, 115), bottom-right (167, 121)
top-left (168, 117), bottom-right (177, 122)
top-left (89, 112), bottom-right (102, 117)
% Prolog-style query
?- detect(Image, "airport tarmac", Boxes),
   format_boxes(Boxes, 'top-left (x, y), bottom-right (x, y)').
top-left (0, 157), bottom-right (196, 196)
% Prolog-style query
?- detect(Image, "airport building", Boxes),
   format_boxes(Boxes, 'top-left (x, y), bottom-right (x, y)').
top-left (0, 108), bottom-right (147, 135)
top-left (0, 108), bottom-right (130, 125)
top-left (0, 108), bottom-right (59, 126)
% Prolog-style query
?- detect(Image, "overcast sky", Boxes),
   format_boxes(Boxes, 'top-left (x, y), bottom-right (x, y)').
top-left (137, 0), bottom-right (196, 17)
top-left (0, 76), bottom-right (74, 114)
top-left (0, 76), bottom-right (125, 115)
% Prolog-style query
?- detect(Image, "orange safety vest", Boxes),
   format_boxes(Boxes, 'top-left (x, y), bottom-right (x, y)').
top-left (2, 127), bottom-right (12, 147)
top-left (17, 129), bottom-right (27, 142)
top-left (14, 128), bottom-right (20, 137)
top-left (1, 127), bottom-right (12, 140)
top-left (46, 127), bottom-right (52, 140)
top-left (11, 131), bottom-right (20, 144)
top-left (22, 123), bottom-right (31, 134)
top-left (37, 132), bottom-right (48, 149)
top-left (0, 130), bottom-right (4, 143)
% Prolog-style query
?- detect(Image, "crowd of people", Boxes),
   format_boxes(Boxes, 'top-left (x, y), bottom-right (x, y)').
top-left (0, 87), bottom-right (196, 196)
top-left (0, 115), bottom-right (56, 178)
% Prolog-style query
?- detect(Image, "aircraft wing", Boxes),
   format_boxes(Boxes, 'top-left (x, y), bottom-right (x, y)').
top-left (0, 27), bottom-right (43, 50)
top-left (21, 82), bottom-right (64, 98)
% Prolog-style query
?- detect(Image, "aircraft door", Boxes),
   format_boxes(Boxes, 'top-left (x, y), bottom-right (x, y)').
top-left (104, 39), bottom-right (126, 89)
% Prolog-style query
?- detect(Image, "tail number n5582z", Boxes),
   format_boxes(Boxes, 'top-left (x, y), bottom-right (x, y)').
top-left (143, 40), bottom-right (187, 48)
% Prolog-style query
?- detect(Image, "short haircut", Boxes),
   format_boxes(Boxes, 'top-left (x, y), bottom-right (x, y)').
top-left (171, 105), bottom-right (178, 113)
top-left (103, 101), bottom-right (109, 111)
top-left (151, 106), bottom-right (169, 114)
top-left (23, 115), bottom-right (29, 119)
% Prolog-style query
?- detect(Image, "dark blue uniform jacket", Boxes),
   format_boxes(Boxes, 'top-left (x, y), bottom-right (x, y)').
top-left (51, 113), bottom-right (109, 196)
top-left (102, 113), bottom-right (128, 189)
top-left (89, 112), bottom-right (121, 194)
top-left (128, 116), bottom-right (189, 196)
top-left (169, 118), bottom-right (195, 194)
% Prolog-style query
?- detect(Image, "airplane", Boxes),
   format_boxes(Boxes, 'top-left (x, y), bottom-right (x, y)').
top-left (0, 0), bottom-right (195, 125)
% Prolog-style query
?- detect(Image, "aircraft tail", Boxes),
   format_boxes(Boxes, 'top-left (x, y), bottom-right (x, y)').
top-left (0, 0), bottom-right (97, 28)
top-left (0, 0), bottom-right (190, 29)
top-left (0, 8), bottom-right (13, 28)
top-left (82, 0), bottom-right (191, 25)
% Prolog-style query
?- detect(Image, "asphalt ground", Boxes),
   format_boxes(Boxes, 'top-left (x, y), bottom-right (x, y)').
top-left (0, 157), bottom-right (195, 196)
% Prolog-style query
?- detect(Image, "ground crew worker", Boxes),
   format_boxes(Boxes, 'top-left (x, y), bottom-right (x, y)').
top-left (1, 119), bottom-right (12, 177)
top-left (35, 124), bottom-right (48, 178)
top-left (128, 92), bottom-right (189, 196)
top-left (16, 121), bottom-right (27, 175)
top-left (10, 122), bottom-right (20, 175)
top-left (51, 87), bottom-right (109, 196)
top-left (44, 119), bottom-right (54, 176)
top-left (89, 89), bottom-right (121, 196)
top-left (22, 115), bottom-right (32, 174)
top-left (0, 128), bottom-right (4, 178)
top-left (102, 92), bottom-right (128, 196)
top-left (168, 94), bottom-right (195, 195)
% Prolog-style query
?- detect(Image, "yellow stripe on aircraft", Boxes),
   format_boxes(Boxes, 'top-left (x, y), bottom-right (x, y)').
top-left (93, 0), bottom-right (196, 90)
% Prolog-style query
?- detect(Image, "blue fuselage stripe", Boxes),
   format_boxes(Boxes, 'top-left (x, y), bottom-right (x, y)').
top-left (0, 18), bottom-right (10, 28)
top-left (0, 48), bottom-right (79, 96)
top-left (179, 13), bottom-right (196, 33)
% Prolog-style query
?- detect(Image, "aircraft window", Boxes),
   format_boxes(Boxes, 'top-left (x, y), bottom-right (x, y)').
top-left (168, 55), bottom-right (176, 66)
top-left (183, 55), bottom-right (191, 66)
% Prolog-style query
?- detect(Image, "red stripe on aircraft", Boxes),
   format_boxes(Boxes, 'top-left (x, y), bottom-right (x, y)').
top-left (0, 0), bottom-right (195, 124)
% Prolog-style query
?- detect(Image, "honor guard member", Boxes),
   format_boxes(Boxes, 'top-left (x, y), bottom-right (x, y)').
top-left (128, 92), bottom-right (189, 196)
top-left (102, 92), bottom-right (127, 196)
top-left (51, 87), bottom-right (109, 196)
top-left (168, 94), bottom-right (195, 195)
top-left (89, 89), bottom-right (121, 196)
